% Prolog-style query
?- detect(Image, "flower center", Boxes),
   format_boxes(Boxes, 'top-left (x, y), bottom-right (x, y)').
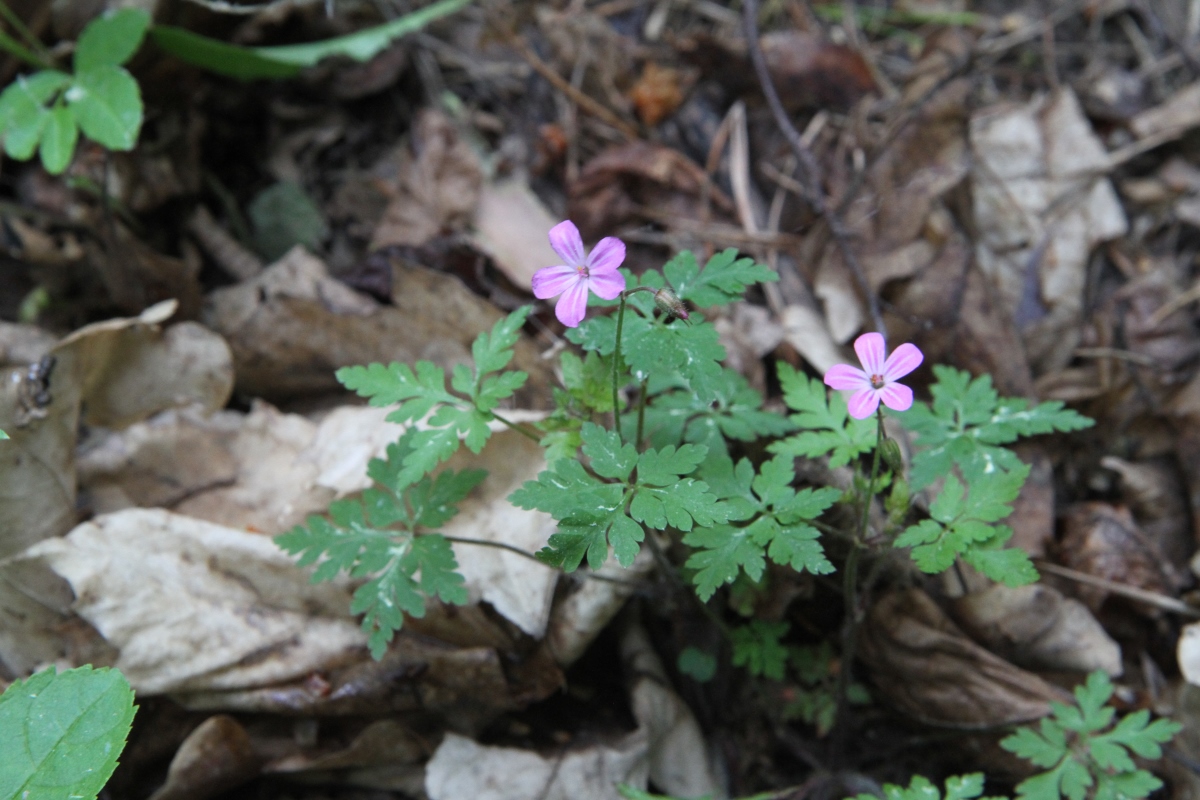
top-left (870, 374), bottom-right (885, 389)
top-left (576, 266), bottom-right (589, 277)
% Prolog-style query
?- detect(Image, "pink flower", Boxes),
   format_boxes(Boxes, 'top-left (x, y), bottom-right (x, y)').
top-left (532, 220), bottom-right (627, 328)
top-left (824, 333), bottom-right (923, 419)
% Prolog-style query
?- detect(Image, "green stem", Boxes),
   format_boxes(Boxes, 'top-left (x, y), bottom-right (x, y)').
top-left (490, 411), bottom-right (542, 442)
top-left (831, 407), bottom-right (886, 767)
top-left (635, 377), bottom-right (649, 451)
top-left (612, 293), bottom-right (627, 443)
top-left (0, 27), bottom-right (51, 69)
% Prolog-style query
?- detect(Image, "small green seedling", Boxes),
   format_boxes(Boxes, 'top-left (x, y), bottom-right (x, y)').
top-left (0, 8), bottom-right (148, 174)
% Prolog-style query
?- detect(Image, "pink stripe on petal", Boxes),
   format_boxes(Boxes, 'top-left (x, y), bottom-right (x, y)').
top-left (548, 220), bottom-right (585, 266)
top-left (879, 382), bottom-right (913, 412)
top-left (555, 279), bottom-right (591, 327)
top-left (847, 388), bottom-right (881, 420)
top-left (532, 265), bottom-right (580, 299)
top-left (854, 332), bottom-right (886, 375)
top-left (586, 237), bottom-right (626, 274)
top-left (883, 343), bottom-right (924, 381)
top-left (588, 268), bottom-right (626, 300)
top-left (824, 364), bottom-right (871, 391)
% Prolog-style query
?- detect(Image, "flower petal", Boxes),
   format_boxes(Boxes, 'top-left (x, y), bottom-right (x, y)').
top-left (854, 332), bottom-right (886, 375)
top-left (879, 382), bottom-right (913, 413)
top-left (554, 278), bottom-right (592, 328)
top-left (824, 364), bottom-right (871, 391)
top-left (882, 343), bottom-right (924, 382)
top-left (587, 268), bottom-right (626, 300)
top-left (548, 220), bottom-right (585, 266)
top-left (532, 265), bottom-right (580, 299)
top-left (847, 388), bottom-right (881, 420)
top-left (585, 236), bottom-right (626, 274)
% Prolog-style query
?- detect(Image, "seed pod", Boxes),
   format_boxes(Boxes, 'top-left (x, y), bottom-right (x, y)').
top-left (653, 287), bottom-right (690, 322)
top-left (879, 436), bottom-right (905, 476)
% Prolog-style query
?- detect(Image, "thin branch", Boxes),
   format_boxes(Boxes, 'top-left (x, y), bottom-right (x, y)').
top-left (1035, 560), bottom-right (1200, 617)
top-left (741, 0), bottom-right (886, 337)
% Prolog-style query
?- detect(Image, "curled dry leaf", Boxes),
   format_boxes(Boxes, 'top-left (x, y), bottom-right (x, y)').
top-left (1101, 456), bottom-right (1192, 569)
top-left (24, 508), bottom-right (368, 695)
top-left (148, 715), bottom-right (262, 800)
top-left (1, 301), bottom-right (233, 558)
top-left (950, 583), bottom-right (1122, 676)
top-left (1060, 502), bottom-right (1176, 613)
top-left (203, 247), bottom-right (550, 404)
top-left (265, 719), bottom-right (428, 793)
top-left (859, 588), bottom-right (1068, 728)
top-left (177, 633), bottom-right (525, 733)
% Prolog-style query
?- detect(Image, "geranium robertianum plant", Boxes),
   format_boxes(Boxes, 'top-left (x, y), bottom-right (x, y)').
top-left (275, 219), bottom-right (1096, 670)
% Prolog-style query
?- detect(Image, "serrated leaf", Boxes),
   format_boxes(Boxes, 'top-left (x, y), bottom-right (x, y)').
top-left (582, 422), bottom-right (637, 481)
top-left (636, 443), bottom-right (708, 485)
top-left (409, 468), bottom-right (487, 529)
top-left (75, 8), bottom-right (150, 71)
top-left (67, 65), bottom-right (142, 150)
top-left (632, 479), bottom-right (728, 531)
top-left (730, 620), bottom-right (789, 680)
top-left (662, 248), bottom-right (777, 307)
top-left (39, 105), bottom-right (77, 174)
top-left (559, 350), bottom-right (614, 413)
top-left (0, 665), bottom-right (136, 800)
top-left (683, 525), bottom-right (764, 601)
top-left (906, 365), bottom-right (1093, 490)
top-left (766, 522), bottom-right (834, 575)
top-left (770, 364), bottom-right (876, 468)
top-left (640, 367), bottom-right (793, 455)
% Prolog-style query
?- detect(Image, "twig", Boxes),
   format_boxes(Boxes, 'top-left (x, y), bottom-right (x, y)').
top-left (510, 36), bottom-right (639, 141)
top-left (1035, 560), bottom-right (1200, 617)
top-left (741, 0), bottom-right (886, 338)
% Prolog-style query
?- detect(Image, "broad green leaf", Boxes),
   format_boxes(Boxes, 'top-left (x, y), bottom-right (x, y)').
top-left (0, 665), bottom-right (136, 800)
top-left (74, 9), bottom-right (150, 71)
top-left (662, 248), bottom-right (777, 307)
top-left (0, 71), bottom-right (69, 161)
top-left (39, 105), bottom-right (77, 174)
top-left (67, 64), bottom-right (142, 150)
top-left (149, 0), bottom-right (471, 80)
top-left (683, 525), bottom-right (764, 600)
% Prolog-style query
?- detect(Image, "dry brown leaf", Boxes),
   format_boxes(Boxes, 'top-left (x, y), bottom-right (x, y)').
top-left (628, 63), bottom-right (686, 126)
top-left (469, 178), bottom-right (562, 292)
top-left (970, 87), bottom-right (1127, 374)
top-left (265, 719), bottom-right (427, 793)
top-left (859, 588), bottom-right (1068, 728)
top-left (202, 247), bottom-right (551, 405)
top-left (369, 109), bottom-right (483, 250)
top-left (24, 508), bottom-right (368, 695)
top-left (568, 141), bottom-right (733, 240)
top-left (148, 716), bottom-right (262, 800)
top-left (1131, 81), bottom-right (1200, 140)
top-left (1060, 503), bottom-right (1175, 613)
top-left (950, 583), bottom-right (1122, 676)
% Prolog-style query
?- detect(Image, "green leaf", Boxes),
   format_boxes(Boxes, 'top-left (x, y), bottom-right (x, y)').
top-left (559, 350), bottom-right (614, 413)
top-left (662, 248), bottom-right (777, 307)
top-left (74, 9), bottom-right (150, 71)
top-left (582, 422), bottom-right (637, 482)
top-left (0, 71), bottom-right (69, 160)
top-left (640, 367), bottom-right (794, 455)
top-left (149, 0), bottom-right (471, 80)
top-left (770, 363), bottom-right (876, 468)
top-left (1002, 670), bottom-right (1180, 800)
top-left (409, 468), bottom-right (487, 528)
top-left (39, 104), bottom-right (77, 174)
top-left (851, 774), bottom-right (994, 800)
top-left (0, 665), bottom-right (136, 800)
top-left (677, 647), bottom-right (717, 682)
top-left (684, 524), bottom-right (765, 600)
top-left (730, 620), bottom-right (789, 680)
top-left (636, 443), bottom-right (708, 486)
top-left (905, 365), bottom-right (1093, 490)
top-left (631, 479), bottom-right (728, 531)
top-left (67, 64), bottom-right (142, 150)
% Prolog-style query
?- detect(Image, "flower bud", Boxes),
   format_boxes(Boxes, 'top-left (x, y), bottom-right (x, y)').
top-left (879, 436), bottom-right (905, 476)
top-left (653, 288), bottom-right (690, 322)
